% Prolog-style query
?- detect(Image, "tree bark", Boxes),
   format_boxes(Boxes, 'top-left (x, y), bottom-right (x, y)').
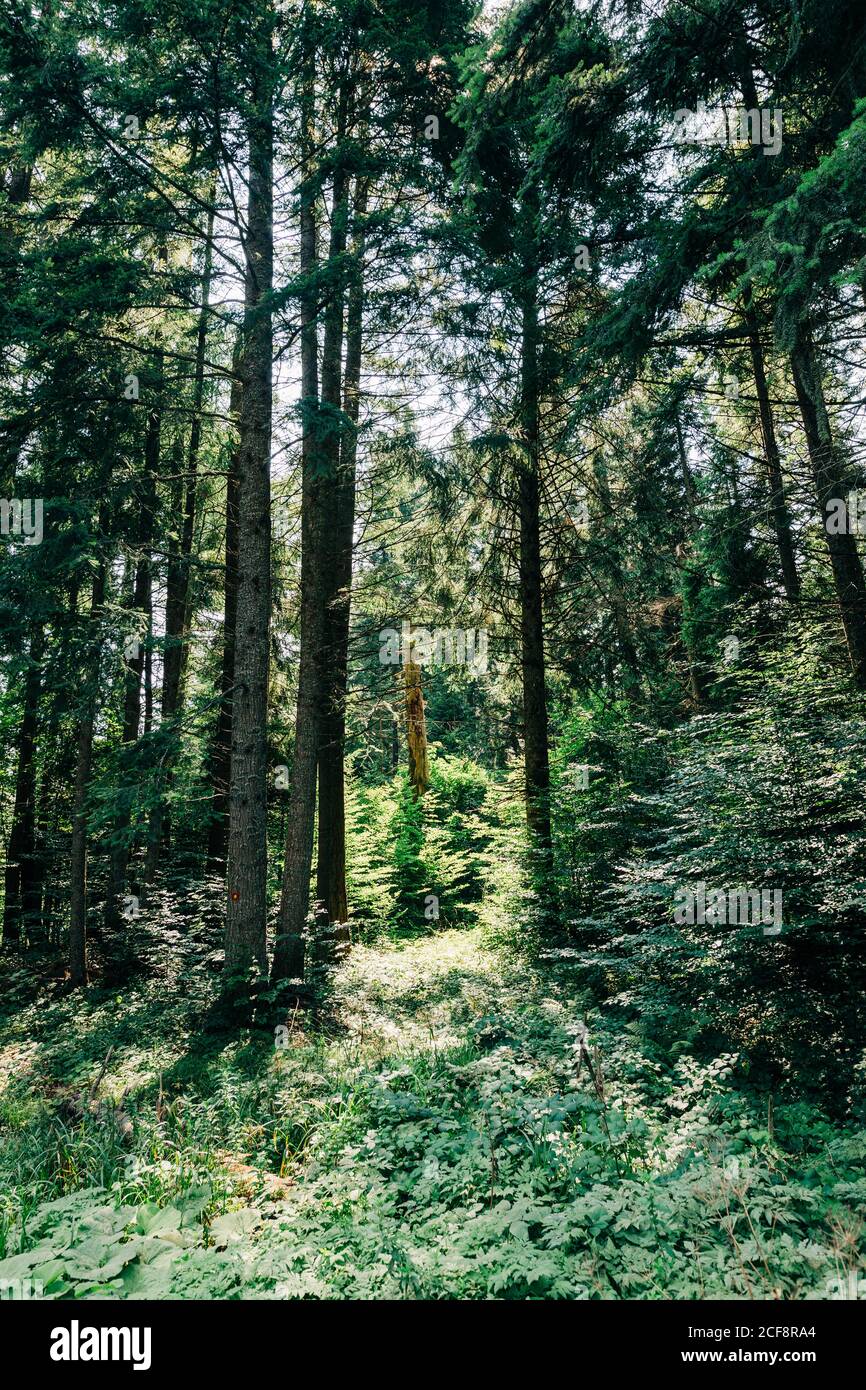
top-left (106, 359), bottom-right (161, 929)
top-left (3, 623), bottom-right (44, 948)
top-left (272, 24), bottom-right (323, 983)
top-left (224, 68), bottom-right (274, 980)
top-left (518, 246), bottom-right (552, 854)
top-left (69, 560), bottom-right (107, 988)
top-left (735, 51), bottom-right (801, 609)
top-left (206, 356), bottom-right (242, 876)
top-left (590, 453), bottom-right (642, 698)
top-left (403, 658), bottom-right (429, 796)
top-left (316, 159), bottom-right (366, 924)
top-left (790, 328), bottom-right (866, 687)
top-left (146, 197), bottom-right (216, 883)
top-left (672, 410), bottom-right (708, 706)
top-left (745, 312), bottom-right (800, 603)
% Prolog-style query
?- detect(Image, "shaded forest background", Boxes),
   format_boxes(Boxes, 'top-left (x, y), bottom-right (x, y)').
top-left (2, 0), bottom-right (866, 1300)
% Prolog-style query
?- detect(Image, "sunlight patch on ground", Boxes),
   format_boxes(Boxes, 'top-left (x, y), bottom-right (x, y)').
top-left (329, 927), bottom-right (507, 1057)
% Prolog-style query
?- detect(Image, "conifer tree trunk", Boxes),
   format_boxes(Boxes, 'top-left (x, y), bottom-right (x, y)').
top-left (403, 658), bottom-right (429, 796)
top-left (146, 199), bottom-right (215, 883)
top-left (672, 411), bottom-right (708, 706)
top-left (591, 454), bottom-right (641, 696)
top-left (224, 72), bottom-right (274, 979)
top-left (106, 359), bottom-right (161, 928)
top-left (273, 25), bottom-right (323, 982)
top-left (3, 623), bottom-right (44, 948)
top-left (316, 163), bottom-right (366, 924)
top-left (790, 328), bottom-right (866, 686)
top-left (69, 560), bottom-right (107, 987)
top-left (736, 52), bottom-right (800, 608)
top-left (518, 236), bottom-right (552, 854)
top-left (745, 312), bottom-right (800, 603)
top-left (143, 603), bottom-right (153, 735)
top-left (206, 361), bottom-right (242, 876)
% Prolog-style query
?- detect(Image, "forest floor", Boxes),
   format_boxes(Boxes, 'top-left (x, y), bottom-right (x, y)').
top-left (1, 915), bottom-right (864, 1300)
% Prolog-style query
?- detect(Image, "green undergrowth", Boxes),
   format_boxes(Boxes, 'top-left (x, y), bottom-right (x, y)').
top-left (1, 921), bottom-right (864, 1300)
